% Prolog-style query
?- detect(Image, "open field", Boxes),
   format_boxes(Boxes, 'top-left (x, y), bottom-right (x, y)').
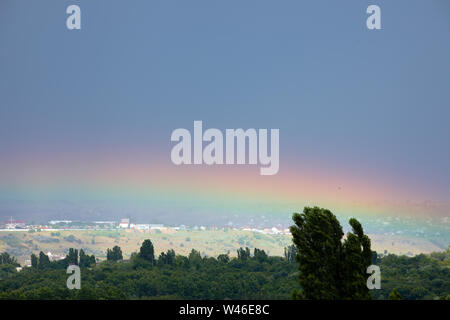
top-left (0, 229), bottom-right (445, 265)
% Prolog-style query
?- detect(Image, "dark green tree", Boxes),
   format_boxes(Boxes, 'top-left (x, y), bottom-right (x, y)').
top-left (371, 251), bottom-right (378, 265)
top-left (0, 252), bottom-right (19, 266)
top-left (79, 249), bottom-right (96, 268)
top-left (38, 251), bottom-right (50, 270)
top-left (79, 249), bottom-right (87, 267)
top-left (237, 247), bottom-right (251, 261)
top-left (166, 249), bottom-right (176, 265)
top-left (217, 254), bottom-right (230, 263)
top-left (106, 246), bottom-right (123, 262)
top-left (290, 207), bottom-right (343, 299)
top-left (31, 253), bottom-right (38, 269)
top-left (139, 239), bottom-right (155, 264)
top-left (284, 245), bottom-right (298, 262)
top-left (290, 206), bottom-right (372, 300)
top-left (340, 218), bottom-right (372, 299)
top-left (389, 288), bottom-right (403, 300)
top-left (158, 249), bottom-right (175, 266)
top-left (188, 249), bottom-right (203, 269)
top-left (66, 248), bottom-right (79, 265)
top-left (89, 255), bottom-right (96, 266)
top-left (254, 248), bottom-right (268, 262)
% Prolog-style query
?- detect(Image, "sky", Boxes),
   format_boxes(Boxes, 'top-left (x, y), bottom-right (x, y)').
top-left (0, 0), bottom-right (449, 226)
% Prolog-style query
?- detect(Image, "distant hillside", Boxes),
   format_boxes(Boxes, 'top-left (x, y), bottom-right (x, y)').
top-left (0, 229), bottom-right (445, 266)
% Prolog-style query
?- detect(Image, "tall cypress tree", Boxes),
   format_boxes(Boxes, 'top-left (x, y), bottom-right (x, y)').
top-left (107, 246), bottom-right (123, 262)
top-left (31, 253), bottom-right (38, 269)
top-left (139, 239), bottom-right (155, 265)
top-left (38, 251), bottom-right (50, 270)
top-left (290, 206), bottom-right (372, 300)
top-left (66, 248), bottom-right (79, 265)
top-left (340, 218), bottom-right (372, 299)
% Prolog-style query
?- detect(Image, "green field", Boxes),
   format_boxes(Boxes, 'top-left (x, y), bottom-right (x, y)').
top-left (1, 228), bottom-right (445, 266)
top-left (0, 229), bottom-right (293, 265)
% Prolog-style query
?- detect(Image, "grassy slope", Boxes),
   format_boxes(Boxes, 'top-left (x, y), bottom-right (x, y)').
top-left (0, 229), bottom-right (444, 265)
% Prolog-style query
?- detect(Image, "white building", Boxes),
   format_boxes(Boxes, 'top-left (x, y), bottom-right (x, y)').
top-left (5, 219), bottom-right (26, 229)
top-left (93, 221), bottom-right (116, 226)
top-left (270, 227), bottom-right (281, 234)
top-left (49, 220), bottom-right (72, 225)
top-left (119, 218), bottom-right (130, 228)
top-left (149, 224), bottom-right (164, 230)
top-left (134, 224), bottom-right (150, 230)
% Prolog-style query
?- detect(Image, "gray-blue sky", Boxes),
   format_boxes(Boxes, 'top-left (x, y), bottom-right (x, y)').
top-left (0, 1), bottom-right (449, 217)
